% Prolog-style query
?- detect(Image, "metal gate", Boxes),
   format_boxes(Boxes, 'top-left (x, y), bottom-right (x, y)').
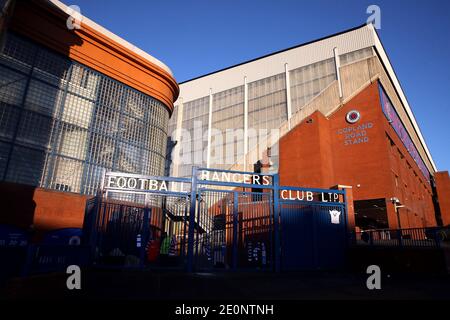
top-left (193, 189), bottom-right (273, 271)
top-left (83, 173), bottom-right (191, 269)
top-left (83, 167), bottom-right (348, 272)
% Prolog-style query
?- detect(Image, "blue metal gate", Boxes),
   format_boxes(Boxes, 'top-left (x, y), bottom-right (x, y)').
top-left (279, 191), bottom-right (347, 270)
top-left (83, 167), bottom-right (348, 272)
top-left (83, 173), bottom-right (191, 269)
top-left (193, 189), bottom-right (273, 271)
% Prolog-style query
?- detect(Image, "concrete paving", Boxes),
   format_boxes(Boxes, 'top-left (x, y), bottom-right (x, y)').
top-left (2, 269), bottom-right (449, 300)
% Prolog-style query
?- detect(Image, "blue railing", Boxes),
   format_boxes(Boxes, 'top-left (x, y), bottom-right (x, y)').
top-left (23, 244), bottom-right (91, 275)
top-left (351, 227), bottom-right (449, 248)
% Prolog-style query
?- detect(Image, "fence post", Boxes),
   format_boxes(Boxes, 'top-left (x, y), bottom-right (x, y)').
top-left (186, 166), bottom-right (198, 272)
top-left (397, 229), bottom-right (403, 248)
top-left (140, 206), bottom-right (150, 268)
top-left (88, 192), bottom-right (101, 264)
top-left (342, 188), bottom-right (351, 246)
top-left (232, 192), bottom-right (239, 270)
top-left (273, 174), bottom-right (280, 272)
top-left (434, 228), bottom-right (441, 249)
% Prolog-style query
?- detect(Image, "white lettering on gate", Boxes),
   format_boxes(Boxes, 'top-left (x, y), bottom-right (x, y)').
top-left (107, 176), bottom-right (116, 188)
top-left (139, 178), bottom-right (147, 190)
top-left (116, 177), bottom-right (126, 188)
top-left (221, 172), bottom-right (231, 183)
top-left (149, 179), bottom-right (158, 191)
top-left (198, 170), bottom-right (272, 186)
top-left (103, 173), bottom-right (341, 204)
top-left (160, 181), bottom-right (168, 192)
top-left (201, 170), bottom-right (209, 181)
top-left (280, 190), bottom-right (339, 203)
top-left (280, 190), bottom-right (309, 201)
top-left (127, 178), bottom-right (137, 189)
top-left (232, 173), bottom-right (241, 183)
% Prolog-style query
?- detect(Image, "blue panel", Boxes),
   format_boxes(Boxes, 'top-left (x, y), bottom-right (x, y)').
top-left (0, 224), bottom-right (29, 247)
top-left (280, 203), bottom-right (347, 271)
top-left (42, 228), bottom-right (83, 245)
top-left (281, 204), bottom-right (315, 270)
top-left (314, 205), bottom-right (346, 270)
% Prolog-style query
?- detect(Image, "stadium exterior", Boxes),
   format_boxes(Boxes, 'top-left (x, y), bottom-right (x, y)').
top-left (0, 0), bottom-right (448, 237)
top-left (169, 23), bottom-right (450, 230)
top-left (0, 0), bottom-right (178, 231)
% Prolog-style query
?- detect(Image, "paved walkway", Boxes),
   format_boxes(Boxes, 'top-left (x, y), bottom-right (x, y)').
top-left (2, 269), bottom-right (450, 300)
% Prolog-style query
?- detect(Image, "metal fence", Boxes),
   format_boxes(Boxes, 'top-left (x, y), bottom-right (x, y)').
top-left (23, 244), bottom-right (91, 275)
top-left (0, 224), bottom-right (90, 277)
top-left (352, 227), bottom-right (448, 248)
top-left (0, 167), bottom-right (350, 276)
top-left (193, 190), bottom-right (274, 271)
top-left (82, 167), bottom-right (349, 273)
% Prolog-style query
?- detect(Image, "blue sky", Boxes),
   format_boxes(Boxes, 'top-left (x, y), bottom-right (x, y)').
top-left (70, 0), bottom-right (450, 172)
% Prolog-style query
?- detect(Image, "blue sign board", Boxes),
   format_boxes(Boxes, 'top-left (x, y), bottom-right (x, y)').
top-left (0, 225), bottom-right (29, 247)
top-left (42, 228), bottom-right (82, 245)
top-left (378, 83), bottom-right (430, 182)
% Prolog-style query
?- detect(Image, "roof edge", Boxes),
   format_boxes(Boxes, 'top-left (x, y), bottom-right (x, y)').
top-left (179, 23), bottom-right (368, 84)
top-left (48, 0), bottom-right (174, 77)
top-left (369, 23), bottom-right (437, 173)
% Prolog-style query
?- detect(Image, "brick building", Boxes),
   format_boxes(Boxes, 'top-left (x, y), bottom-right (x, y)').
top-left (170, 24), bottom-right (450, 230)
top-left (0, 1), bottom-right (449, 234)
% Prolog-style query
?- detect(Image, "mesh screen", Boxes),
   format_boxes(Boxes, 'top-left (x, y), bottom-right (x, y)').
top-left (0, 32), bottom-right (170, 195)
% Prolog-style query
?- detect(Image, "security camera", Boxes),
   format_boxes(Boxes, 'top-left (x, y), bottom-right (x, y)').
top-left (390, 197), bottom-right (400, 204)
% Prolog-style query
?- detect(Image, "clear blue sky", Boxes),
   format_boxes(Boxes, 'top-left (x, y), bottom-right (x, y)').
top-left (70, 0), bottom-right (450, 172)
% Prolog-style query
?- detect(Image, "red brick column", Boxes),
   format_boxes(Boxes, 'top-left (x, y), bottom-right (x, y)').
top-left (332, 185), bottom-right (355, 233)
top-left (435, 171), bottom-right (450, 226)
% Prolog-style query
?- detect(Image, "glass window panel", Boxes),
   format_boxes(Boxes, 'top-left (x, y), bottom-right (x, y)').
top-left (0, 141), bottom-right (11, 178)
top-left (0, 65), bottom-right (27, 106)
top-left (6, 146), bottom-right (46, 185)
top-left (2, 33), bottom-right (36, 67)
top-left (0, 32), bottom-right (170, 194)
top-left (16, 110), bottom-right (53, 148)
top-left (49, 155), bottom-right (84, 193)
top-left (25, 80), bottom-right (62, 116)
top-left (289, 58), bottom-right (336, 112)
top-left (0, 103), bottom-right (20, 141)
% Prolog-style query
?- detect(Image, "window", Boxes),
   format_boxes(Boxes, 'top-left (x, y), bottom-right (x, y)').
top-left (0, 32), bottom-right (170, 195)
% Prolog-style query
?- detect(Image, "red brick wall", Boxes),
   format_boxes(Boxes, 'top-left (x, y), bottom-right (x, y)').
top-left (435, 171), bottom-right (450, 226)
top-left (329, 83), bottom-right (393, 201)
top-left (279, 111), bottom-right (334, 188)
top-left (32, 188), bottom-right (88, 231)
top-left (0, 81), bottom-right (440, 232)
top-left (279, 82), bottom-right (437, 229)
